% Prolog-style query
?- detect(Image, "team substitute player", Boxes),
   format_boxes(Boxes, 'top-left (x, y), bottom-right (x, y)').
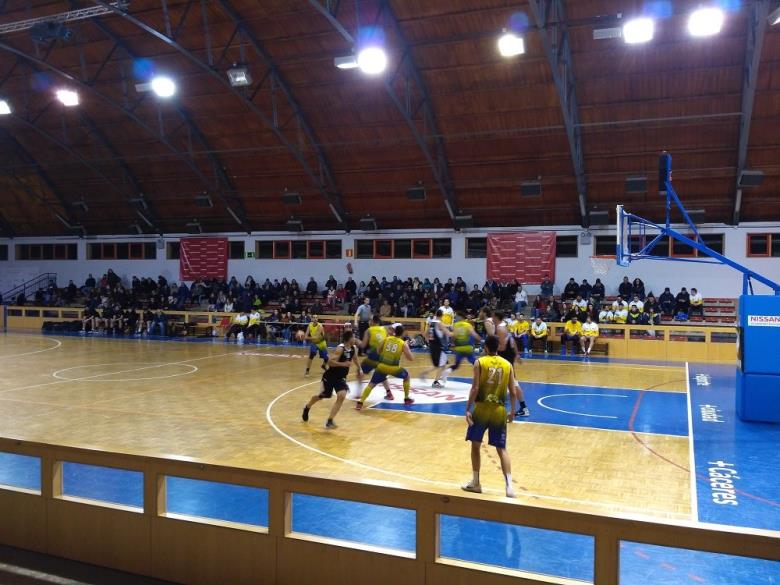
top-left (304, 315), bottom-right (329, 376)
top-left (492, 311), bottom-right (530, 417)
top-left (302, 330), bottom-right (361, 429)
top-left (356, 324), bottom-right (415, 410)
top-left (421, 309), bottom-right (451, 387)
top-left (462, 335), bottom-right (517, 498)
top-left (442, 311), bottom-right (482, 379)
top-left (359, 315), bottom-right (394, 400)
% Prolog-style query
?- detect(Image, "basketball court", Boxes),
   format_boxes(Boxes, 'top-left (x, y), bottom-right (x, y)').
top-left (1, 330), bottom-right (778, 584)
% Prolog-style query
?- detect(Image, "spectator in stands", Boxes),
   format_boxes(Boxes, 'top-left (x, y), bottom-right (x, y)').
top-left (149, 309), bottom-right (168, 336)
top-left (107, 269), bottom-right (120, 288)
top-left (579, 279), bottom-right (592, 300)
top-left (598, 303), bottom-right (614, 324)
top-left (659, 287), bottom-right (674, 315)
top-left (344, 276), bottom-right (357, 300)
top-left (16, 292), bottom-right (26, 306)
top-left (306, 277), bottom-right (318, 295)
top-left (560, 315), bottom-right (582, 355)
top-left (619, 276), bottom-right (633, 299)
top-left (632, 277), bottom-right (646, 300)
top-left (380, 299), bottom-right (392, 318)
top-left (84, 273), bottom-right (96, 292)
top-left (138, 308), bottom-right (153, 335)
top-left (540, 275), bottom-right (554, 300)
top-left (644, 293), bottom-right (658, 315)
top-left (612, 296), bottom-right (628, 313)
top-left (628, 294), bottom-right (644, 313)
top-left (513, 314), bottom-right (530, 354)
top-left (580, 316), bottom-right (599, 356)
top-left (513, 286), bottom-right (528, 313)
top-left (225, 311), bottom-right (248, 341)
top-left (326, 287), bottom-right (336, 308)
top-left (590, 278), bottom-right (605, 306)
top-left (563, 277), bottom-right (579, 300)
top-left (675, 287), bottom-right (691, 319)
top-left (64, 280), bottom-right (77, 303)
top-left (690, 288), bottom-right (704, 317)
top-left (573, 295), bottom-right (587, 311)
top-left (614, 303), bottom-right (628, 324)
top-left (81, 305), bottom-right (97, 333)
top-left (530, 317), bottom-right (549, 353)
top-left (627, 304), bottom-right (643, 324)
top-left (224, 298), bottom-right (234, 313)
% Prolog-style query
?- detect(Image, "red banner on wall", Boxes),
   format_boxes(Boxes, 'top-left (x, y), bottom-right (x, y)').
top-left (486, 232), bottom-right (556, 284)
top-left (179, 237), bottom-right (229, 281)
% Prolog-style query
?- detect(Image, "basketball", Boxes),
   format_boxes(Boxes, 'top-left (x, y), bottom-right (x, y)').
top-left (295, 330), bottom-right (305, 342)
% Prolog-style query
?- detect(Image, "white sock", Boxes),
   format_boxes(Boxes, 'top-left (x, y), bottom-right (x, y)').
top-left (505, 473), bottom-right (512, 487)
top-left (505, 474), bottom-right (515, 497)
top-left (472, 471), bottom-right (480, 485)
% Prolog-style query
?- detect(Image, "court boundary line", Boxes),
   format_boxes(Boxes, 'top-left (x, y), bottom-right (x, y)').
top-left (0, 336), bottom-right (61, 359)
top-left (536, 393), bottom-right (627, 419)
top-left (265, 382), bottom-right (690, 518)
top-left (685, 362), bottom-right (699, 522)
top-left (52, 362), bottom-right (199, 382)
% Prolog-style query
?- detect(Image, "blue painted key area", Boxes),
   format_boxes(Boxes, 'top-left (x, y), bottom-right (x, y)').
top-left (0, 452), bottom-right (40, 492)
top-left (61, 461), bottom-right (143, 509)
top-left (689, 364), bottom-right (780, 532)
top-left (166, 476), bottom-right (268, 527)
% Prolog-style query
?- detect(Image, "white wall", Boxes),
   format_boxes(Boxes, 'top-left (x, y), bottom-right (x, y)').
top-left (2, 224), bottom-right (780, 298)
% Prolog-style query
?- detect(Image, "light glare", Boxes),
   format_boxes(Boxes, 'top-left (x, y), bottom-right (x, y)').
top-left (150, 75), bottom-right (176, 98)
top-left (0, 99), bottom-right (10, 115)
top-left (497, 32), bottom-right (525, 57)
top-left (357, 47), bottom-right (387, 75)
top-left (623, 17), bottom-right (655, 44)
top-left (688, 7), bottom-right (724, 37)
top-left (56, 89), bottom-right (79, 107)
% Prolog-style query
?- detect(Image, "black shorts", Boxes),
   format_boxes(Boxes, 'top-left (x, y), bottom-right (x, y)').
top-left (498, 348), bottom-right (517, 364)
top-left (429, 340), bottom-right (447, 367)
top-left (320, 369), bottom-right (349, 398)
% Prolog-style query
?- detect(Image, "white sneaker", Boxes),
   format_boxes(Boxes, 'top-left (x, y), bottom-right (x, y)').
top-left (506, 487), bottom-right (516, 498)
top-left (461, 482), bottom-right (482, 494)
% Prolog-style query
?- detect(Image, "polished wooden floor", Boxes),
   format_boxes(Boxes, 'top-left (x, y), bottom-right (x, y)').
top-left (0, 333), bottom-right (692, 521)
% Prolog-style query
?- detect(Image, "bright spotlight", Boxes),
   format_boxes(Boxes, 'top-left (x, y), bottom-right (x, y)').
top-left (688, 7), bottom-right (724, 37)
top-left (623, 17), bottom-right (655, 44)
top-left (56, 89), bottom-right (79, 107)
top-left (357, 47), bottom-right (387, 75)
top-left (771, 6), bottom-right (780, 26)
top-left (497, 31), bottom-right (525, 57)
top-left (151, 75), bottom-right (176, 98)
top-left (0, 99), bottom-right (10, 115)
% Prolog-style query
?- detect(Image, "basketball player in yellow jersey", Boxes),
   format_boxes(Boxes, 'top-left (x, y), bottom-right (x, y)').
top-left (442, 311), bottom-right (482, 379)
top-left (356, 324), bottom-right (415, 410)
top-left (359, 315), bottom-right (394, 400)
top-left (304, 315), bottom-right (329, 376)
top-left (463, 335), bottom-right (517, 498)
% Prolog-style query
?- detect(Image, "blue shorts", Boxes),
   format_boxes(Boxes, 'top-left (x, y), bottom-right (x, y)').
top-left (309, 343), bottom-right (328, 360)
top-left (370, 365), bottom-right (408, 385)
top-left (465, 403), bottom-right (507, 449)
top-left (360, 350), bottom-right (380, 374)
top-left (453, 348), bottom-right (476, 369)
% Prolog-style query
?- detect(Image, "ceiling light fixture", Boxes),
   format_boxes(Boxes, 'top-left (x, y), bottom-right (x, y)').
top-left (227, 65), bottom-right (252, 87)
top-left (497, 30), bottom-right (525, 57)
top-left (0, 99), bottom-right (10, 115)
top-left (357, 47), bottom-right (387, 75)
top-left (56, 88), bottom-right (79, 107)
top-left (622, 17), bottom-right (655, 44)
top-left (688, 6), bottom-right (724, 37)
top-left (150, 75), bottom-right (176, 98)
top-left (334, 54), bottom-right (359, 70)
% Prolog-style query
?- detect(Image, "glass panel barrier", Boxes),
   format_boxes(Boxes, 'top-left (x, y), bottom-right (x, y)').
top-left (439, 515), bottom-right (594, 582)
top-left (164, 476), bottom-right (268, 529)
top-left (620, 541), bottom-right (780, 585)
top-left (291, 493), bottom-right (415, 556)
top-left (711, 332), bottom-right (737, 344)
top-left (629, 327), bottom-right (665, 340)
top-left (669, 330), bottom-right (707, 343)
top-left (0, 452), bottom-right (41, 493)
top-left (60, 461), bottom-right (143, 511)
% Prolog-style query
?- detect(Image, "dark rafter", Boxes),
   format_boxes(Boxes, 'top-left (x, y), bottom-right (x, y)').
top-left (94, 0), bottom-right (350, 229)
top-left (306, 0), bottom-right (461, 226)
top-left (0, 39), bottom-right (247, 232)
top-left (732, 0), bottom-right (770, 225)
top-left (529, 0), bottom-right (588, 227)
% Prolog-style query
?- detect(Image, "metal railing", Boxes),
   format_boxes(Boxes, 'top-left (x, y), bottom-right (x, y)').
top-left (2, 273), bottom-right (57, 304)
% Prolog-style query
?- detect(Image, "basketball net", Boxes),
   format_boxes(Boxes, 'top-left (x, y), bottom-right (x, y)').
top-left (589, 255), bottom-right (615, 277)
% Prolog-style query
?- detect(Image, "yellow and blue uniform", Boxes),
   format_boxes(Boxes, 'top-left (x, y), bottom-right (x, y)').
top-left (307, 322), bottom-right (328, 360)
top-left (512, 319), bottom-right (530, 352)
top-left (452, 320), bottom-right (477, 370)
top-left (465, 355), bottom-right (512, 448)
top-left (360, 325), bottom-right (387, 374)
top-left (369, 335), bottom-right (409, 384)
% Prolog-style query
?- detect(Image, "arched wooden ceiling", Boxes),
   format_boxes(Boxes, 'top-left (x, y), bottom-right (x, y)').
top-left (0, 0), bottom-right (777, 236)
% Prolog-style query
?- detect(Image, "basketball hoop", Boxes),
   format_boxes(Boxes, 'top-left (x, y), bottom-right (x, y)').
top-left (589, 255), bottom-right (616, 277)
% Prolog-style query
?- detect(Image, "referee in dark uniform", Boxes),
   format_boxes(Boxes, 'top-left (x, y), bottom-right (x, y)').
top-left (353, 297), bottom-right (373, 355)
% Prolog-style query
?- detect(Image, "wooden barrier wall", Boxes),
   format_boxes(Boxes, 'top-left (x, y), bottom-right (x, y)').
top-left (0, 438), bottom-right (777, 585)
top-left (4, 306), bottom-right (737, 364)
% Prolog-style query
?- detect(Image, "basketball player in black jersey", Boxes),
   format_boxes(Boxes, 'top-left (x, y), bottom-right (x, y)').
top-left (302, 330), bottom-right (361, 428)
top-left (492, 311), bottom-right (530, 417)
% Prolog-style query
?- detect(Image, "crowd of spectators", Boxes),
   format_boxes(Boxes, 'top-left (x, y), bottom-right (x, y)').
top-left (13, 270), bottom-right (710, 339)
